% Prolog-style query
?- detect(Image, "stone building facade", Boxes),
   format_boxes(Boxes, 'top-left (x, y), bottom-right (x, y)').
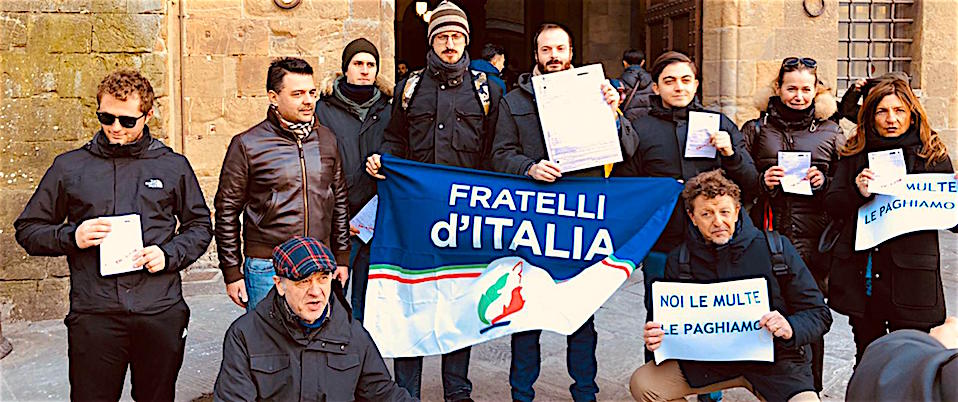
top-left (1, 0), bottom-right (955, 321)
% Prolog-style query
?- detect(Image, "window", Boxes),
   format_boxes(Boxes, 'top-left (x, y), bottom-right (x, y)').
top-left (837, 0), bottom-right (916, 90)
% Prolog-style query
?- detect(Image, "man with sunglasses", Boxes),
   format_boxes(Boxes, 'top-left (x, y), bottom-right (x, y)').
top-left (364, 1), bottom-right (503, 400)
top-left (14, 69), bottom-right (213, 401)
top-left (214, 57), bottom-right (351, 313)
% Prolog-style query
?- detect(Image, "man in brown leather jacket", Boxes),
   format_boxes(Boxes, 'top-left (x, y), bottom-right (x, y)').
top-left (214, 57), bottom-right (350, 311)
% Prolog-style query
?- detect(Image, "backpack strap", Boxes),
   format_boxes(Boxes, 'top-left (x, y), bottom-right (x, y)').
top-left (677, 243), bottom-right (693, 280)
top-left (470, 69), bottom-right (491, 115)
top-left (400, 69), bottom-right (424, 111)
top-left (765, 230), bottom-right (790, 278)
top-left (623, 80), bottom-right (642, 110)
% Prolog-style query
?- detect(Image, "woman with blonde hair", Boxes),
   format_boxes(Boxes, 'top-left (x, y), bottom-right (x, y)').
top-left (824, 77), bottom-right (953, 364)
top-left (741, 56), bottom-right (844, 392)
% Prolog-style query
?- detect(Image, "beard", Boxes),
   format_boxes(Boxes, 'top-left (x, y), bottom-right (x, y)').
top-left (537, 57), bottom-right (572, 74)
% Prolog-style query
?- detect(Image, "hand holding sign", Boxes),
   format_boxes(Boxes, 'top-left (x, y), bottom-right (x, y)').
top-left (643, 322), bottom-right (665, 352)
top-left (857, 168), bottom-right (876, 197)
top-left (759, 310), bottom-right (793, 340)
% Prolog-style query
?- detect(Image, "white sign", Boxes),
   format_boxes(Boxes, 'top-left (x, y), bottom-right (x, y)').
top-left (779, 151), bottom-right (813, 195)
top-left (350, 195), bottom-right (378, 244)
top-left (99, 214), bottom-right (144, 276)
top-left (684, 112), bottom-right (720, 158)
top-left (868, 149), bottom-right (907, 195)
top-left (855, 173), bottom-right (958, 250)
top-left (533, 63), bottom-right (622, 173)
top-left (652, 278), bottom-right (773, 364)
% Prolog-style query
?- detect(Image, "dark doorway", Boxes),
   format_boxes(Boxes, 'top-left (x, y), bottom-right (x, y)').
top-left (395, 0), bottom-right (583, 88)
top-left (636, 0), bottom-right (703, 68)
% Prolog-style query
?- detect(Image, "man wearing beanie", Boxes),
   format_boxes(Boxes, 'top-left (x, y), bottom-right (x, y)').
top-left (365, 1), bottom-right (503, 400)
top-left (316, 38), bottom-right (392, 323)
top-left (214, 236), bottom-right (415, 402)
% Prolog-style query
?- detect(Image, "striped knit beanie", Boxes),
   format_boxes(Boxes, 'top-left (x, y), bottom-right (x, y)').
top-left (427, 1), bottom-right (470, 45)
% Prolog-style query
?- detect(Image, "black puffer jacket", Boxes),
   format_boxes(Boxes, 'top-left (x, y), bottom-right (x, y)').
top-left (380, 51), bottom-right (502, 170)
top-left (14, 128), bottom-right (213, 314)
top-left (214, 287), bottom-right (415, 402)
top-left (491, 72), bottom-right (637, 177)
top-left (666, 213), bottom-right (831, 401)
top-left (824, 125), bottom-right (953, 326)
top-left (742, 92), bottom-right (844, 280)
top-left (617, 96), bottom-right (759, 253)
top-left (620, 65), bottom-right (655, 121)
top-left (316, 75), bottom-right (392, 217)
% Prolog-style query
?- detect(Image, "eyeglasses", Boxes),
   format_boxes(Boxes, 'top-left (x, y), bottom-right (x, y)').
top-left (96, 111), bottom-right (146, 128)
top-left (782, 57), bottom-right (817, 69)
top-left (434, 32), bottom-right (466, 44)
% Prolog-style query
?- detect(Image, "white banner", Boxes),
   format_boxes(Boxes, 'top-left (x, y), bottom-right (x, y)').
top-left (652, 278), bottom-right (773, 364)
top-left (855, 173), bottom-right (958, 250)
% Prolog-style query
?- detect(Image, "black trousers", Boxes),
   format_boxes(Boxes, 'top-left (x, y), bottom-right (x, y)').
top-left (65, 301), bottom-right (190, 402)
top-left (849, 313), bottom-right (935, 365)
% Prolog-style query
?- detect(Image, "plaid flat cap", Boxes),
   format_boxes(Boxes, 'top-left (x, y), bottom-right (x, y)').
top-left (272, 236), bottom-right (337, 281)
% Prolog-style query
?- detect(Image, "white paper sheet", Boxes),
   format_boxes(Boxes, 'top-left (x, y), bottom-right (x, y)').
top-left (778, 151), bottom-right (813, 195)
top-left (868, 148), bottom-right (907, 195)
top-left (350, 195), bottom-right (378, 244)
top-left (532, 64), bottom-right (622, 173)
top-left (684, 111), bottom-right (720, 158)
top-left (99, 214), bottom-right (144, 276)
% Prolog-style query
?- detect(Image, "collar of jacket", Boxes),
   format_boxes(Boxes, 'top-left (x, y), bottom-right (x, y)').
top-left (258, 286), bottom-right (353, 347)
top-left (517, 72), bottom-right (535, 96)
top-left (685, 209), bottom-right (760, 267)
top-left (265, 106), bottom-right (316, 142)
top-left (764, 96), bottom-right (816, 131)
top-left (86, 125), bottom-right (166, 159)
top-left (648, 95), bottom-right (705, 122)
top-left (330, 75), bottom-right (383, 120)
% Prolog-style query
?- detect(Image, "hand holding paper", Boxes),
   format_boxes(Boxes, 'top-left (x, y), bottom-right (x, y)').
top-left (99, 214), bottom-right (144, 276)
top-left (76, 218), bottom-right (112, 249)
top-left (710, 130), bottom-right (734, 157)
top-left (778, 152), bottom-right (813, 195)
top-left (867, 149), bottom-right (907, 195)
top-left (134, 245), bottom-right (166, 273)
top-left (685, 112), bottom-right (720, 158)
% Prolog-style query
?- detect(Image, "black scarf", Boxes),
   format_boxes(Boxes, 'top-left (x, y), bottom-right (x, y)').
top-left (767, 96), bottom-right (816, 131)
top-left (338, 79), bottom-right (376, 105)
top-left (426, 49), bottom-right (471, 87)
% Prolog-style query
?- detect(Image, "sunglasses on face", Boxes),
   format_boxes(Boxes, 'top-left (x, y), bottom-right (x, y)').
top-left (782, 57), bottom-right (817, 69)
top-left (96, 111), bottom-right (146, 129)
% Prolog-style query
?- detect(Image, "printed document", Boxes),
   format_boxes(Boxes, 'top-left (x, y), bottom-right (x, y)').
top-left (868, 149), bottom-right (907, 195)
top-left (532, 64), bottom-right (622, 173)
top-left (778, 151), bottom-right (813, 195)
top-left (684, 112), bottom-right (719, 158)
top-left (350, 195), bottom-right (378, 244)
top-left (99, 214), bottom-right (144, 276)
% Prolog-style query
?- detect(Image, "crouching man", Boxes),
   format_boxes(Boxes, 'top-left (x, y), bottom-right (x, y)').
top-left (629, 170), bottom-right (832, 402)
top-left (214, 236), bottom-right (415, 402)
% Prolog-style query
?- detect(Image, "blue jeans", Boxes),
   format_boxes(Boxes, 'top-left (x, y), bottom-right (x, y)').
top-left (394, 347), bottom-right (472, 401)
top-left (243, 257), bottom-right (275, 312)
top-left (349, 237), bottom-right (371, 322)
top-left (510, 316), bottom-right (598, 402)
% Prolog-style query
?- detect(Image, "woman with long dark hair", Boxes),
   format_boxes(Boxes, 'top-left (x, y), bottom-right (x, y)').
top-left (824, 77), bottom-right (953, 363)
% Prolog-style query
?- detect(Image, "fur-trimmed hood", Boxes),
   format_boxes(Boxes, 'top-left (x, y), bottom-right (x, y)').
top-left (754, 82), bottom-right (837, 121)
top-left (320, 73), bottom-right (393, 98)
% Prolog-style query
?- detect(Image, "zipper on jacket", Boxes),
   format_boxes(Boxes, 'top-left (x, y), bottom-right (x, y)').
top-left (296, 137), bottom-right (309, 236)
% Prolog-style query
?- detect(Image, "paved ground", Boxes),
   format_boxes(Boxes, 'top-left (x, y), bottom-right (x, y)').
top-left (2, 231), bottom-right (956, 401)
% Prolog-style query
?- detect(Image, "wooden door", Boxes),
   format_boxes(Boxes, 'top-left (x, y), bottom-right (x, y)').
top-left (642, 0), bottom-right (703, 66)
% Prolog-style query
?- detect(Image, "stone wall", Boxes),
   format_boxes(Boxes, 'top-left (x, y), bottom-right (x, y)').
top-left (0, 0), bottom-right (395, 322)
top-left (0, 0), bottom-right (172, 320)
top-left (581, 0), bottom-right (632, 78)
top-left (915, 0), bottom-right (958, 159)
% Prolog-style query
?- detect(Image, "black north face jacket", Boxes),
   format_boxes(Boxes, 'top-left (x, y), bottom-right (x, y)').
top-left (14, 127), bottom-right (213, 314)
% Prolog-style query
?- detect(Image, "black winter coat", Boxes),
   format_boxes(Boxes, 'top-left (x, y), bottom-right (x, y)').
top-left (620, 66), bottom-right (655, 121)
top-left (14, 128), bottom-right (213, 314)
top-left (214, 288), bottom-right (415, 402)
top-left (665, 213), bottom-right (831, 401)
top-left (618, 96), bottom-right (759, 253)
top-left (846, 329), bottom-right (958, 401)
top-left (742, 95), bottom-right (845, 280)
top-left (380, 52), bottom-right (502, 170)
top-left (824, 127), bottom-right (953, 325)
top-left (316, 79), bottom-right (391, 217)
top-left (491, 72), bottom-right (637, 177)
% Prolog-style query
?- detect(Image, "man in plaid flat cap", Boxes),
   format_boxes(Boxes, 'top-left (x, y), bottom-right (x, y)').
top-left (214, 236), bottom-right (414, 402)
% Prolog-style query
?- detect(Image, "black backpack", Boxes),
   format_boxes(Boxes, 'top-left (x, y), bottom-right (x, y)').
top-left (677, 230), bottom-right (791, 288)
